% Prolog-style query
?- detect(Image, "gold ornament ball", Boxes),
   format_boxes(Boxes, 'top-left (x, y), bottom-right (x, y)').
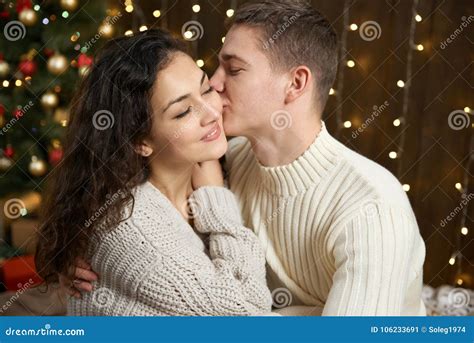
top-left (47, 54), bottom-right (69, 75)
top-left (78, 65), bottom-right (90, 77)
top-left (40, 91), bottom-right (59, 110)
top-left (0, 60), bottom-right (10, 78)
top-left (28, 156), bottom-right (47, 177)
top-left (19, 9), bottom-right (38, 26)
top-left (53, 107), bottom-right (70, 126)
top-left (60, 0), bottom-right (79, 11)
top-left (0, 156), bottom-right (12, 171)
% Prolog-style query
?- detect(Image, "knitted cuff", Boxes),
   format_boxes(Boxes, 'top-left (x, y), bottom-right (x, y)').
top-left (190, 186), bottom-right (243, 234)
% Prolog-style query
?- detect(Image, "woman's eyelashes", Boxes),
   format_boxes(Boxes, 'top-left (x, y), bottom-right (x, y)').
top-left (174, 86), bottom-right (214, 119)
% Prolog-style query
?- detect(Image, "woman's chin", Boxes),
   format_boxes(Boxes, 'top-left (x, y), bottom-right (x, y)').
top-left (199, 137), bottom-right (228, 161)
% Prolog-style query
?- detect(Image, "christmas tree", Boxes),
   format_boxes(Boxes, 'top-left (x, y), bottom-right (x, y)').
top-left (0, 0), bottom-right (116, 199)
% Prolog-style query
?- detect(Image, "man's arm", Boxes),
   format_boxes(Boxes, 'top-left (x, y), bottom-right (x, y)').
top-left (323, 204), bottom-right (421, 316)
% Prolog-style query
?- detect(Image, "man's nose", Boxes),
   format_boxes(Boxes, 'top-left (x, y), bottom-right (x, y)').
top-left (210, 68), bottom-right (224, 93)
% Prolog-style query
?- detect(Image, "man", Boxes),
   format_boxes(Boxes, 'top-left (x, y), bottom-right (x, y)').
top-left (68, 0), bottom-right (426, 316)
top-left (209, 0), bottom-right (426, 316)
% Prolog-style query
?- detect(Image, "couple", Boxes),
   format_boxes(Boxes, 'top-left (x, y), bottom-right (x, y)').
top-left (35, 0), bottom-right (426, 316)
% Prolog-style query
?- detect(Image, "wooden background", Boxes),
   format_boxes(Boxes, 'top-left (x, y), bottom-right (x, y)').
top-left (110, 0), bottom-right (474, 288)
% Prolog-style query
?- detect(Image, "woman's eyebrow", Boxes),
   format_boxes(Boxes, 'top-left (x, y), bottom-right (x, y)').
top-left (162, 71), bottom-right (206, 113)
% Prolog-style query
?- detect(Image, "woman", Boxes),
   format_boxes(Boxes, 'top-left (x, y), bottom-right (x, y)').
top-left (35, 29), bottom-right (272, 316)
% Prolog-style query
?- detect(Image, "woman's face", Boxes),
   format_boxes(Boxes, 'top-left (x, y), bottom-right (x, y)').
top-left (140, 52), bottom-right (227, 166)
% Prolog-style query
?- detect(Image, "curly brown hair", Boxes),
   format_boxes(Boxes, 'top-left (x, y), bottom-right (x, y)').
top-left (35, 29), bottom-right (186, 284)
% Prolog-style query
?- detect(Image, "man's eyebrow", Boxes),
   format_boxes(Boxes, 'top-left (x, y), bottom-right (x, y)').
top-left (219, 53), bottom-right (249, 65)
top-left (162, 71), bottom-right (206, 113)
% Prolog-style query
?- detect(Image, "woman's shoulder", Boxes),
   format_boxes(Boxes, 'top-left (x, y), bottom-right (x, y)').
top-left (92, 181), bottom-right (192, 254)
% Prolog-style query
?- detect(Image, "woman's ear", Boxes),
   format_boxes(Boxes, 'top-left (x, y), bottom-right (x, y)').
top-left (285, 65), bottom-right (312, 104)
top-left (135, 140), bottom-right (153, 157)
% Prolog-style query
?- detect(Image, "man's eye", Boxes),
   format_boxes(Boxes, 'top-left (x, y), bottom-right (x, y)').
top-left (176, 107), bottom-right (191, 119)
top-left (229, 69), bottom-right (242, 75)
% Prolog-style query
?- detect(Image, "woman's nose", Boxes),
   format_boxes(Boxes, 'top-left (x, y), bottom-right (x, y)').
top-left (199, 101), bottom-right (221, 125)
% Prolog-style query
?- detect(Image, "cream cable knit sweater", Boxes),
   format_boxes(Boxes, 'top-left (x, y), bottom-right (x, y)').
top-left (68, 183), bottom-right (273, 316)
top-left (225, 121), bottom-right (426, 316)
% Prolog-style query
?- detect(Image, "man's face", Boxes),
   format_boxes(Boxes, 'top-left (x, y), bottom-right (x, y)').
top-left (210, 25), bottom-right (287, 137)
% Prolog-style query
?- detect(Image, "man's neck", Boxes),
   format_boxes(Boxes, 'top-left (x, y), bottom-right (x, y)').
top-left (247, 114), bottom-right (322, 167)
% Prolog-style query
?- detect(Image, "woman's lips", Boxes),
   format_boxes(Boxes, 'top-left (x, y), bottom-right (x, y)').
top-left (201, 123), bottom-right (221, 142)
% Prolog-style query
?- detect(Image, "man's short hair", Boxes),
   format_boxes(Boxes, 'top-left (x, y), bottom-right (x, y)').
top-left (229, 0), bottom-right (339, 110)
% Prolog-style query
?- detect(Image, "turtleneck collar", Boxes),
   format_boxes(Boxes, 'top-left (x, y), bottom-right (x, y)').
top-left (256, 121), bottom-right (343, 196)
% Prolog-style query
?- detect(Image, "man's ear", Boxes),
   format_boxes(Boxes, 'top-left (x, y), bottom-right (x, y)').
top-left (135, 140), bottom-right (154, 157)
top-left (285, 65), bottom-right (312, 104)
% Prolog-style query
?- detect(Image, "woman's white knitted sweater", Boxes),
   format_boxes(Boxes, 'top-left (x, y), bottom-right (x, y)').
top-left (67, 183), bottom-right (273, 316)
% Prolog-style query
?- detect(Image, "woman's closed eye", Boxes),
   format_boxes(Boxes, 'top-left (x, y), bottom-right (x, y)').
top-left (175, 87), bottom-right (214, 119)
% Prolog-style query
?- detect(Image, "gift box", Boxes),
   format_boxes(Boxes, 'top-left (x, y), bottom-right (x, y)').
top-left (0, 255), bottom-right (42, 291)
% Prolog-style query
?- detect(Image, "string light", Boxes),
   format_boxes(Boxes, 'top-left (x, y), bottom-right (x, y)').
top-left (449, 256), bottom-right (456, 265)
top-left (226, 9), bottom-right (234, 17)
top-left (192, 4), bottom-right (201, 13)
top-left (346, 60), bottom-right (355, 68)
top-left (415, 14), bottom-right (422, 22)
top-left (15, 80), bottom-right (22, 87)
top-left (2, 80), bottom-right (9, 87)
top-left (393, 118), bottom-right (401, 127)
top-left (196, 59), bottom-right (204, 67)
top-left (455, 182), bottom-right (462, 191)
top-left (402, 184), bottom-right (411, 192)
top-left (153, 10), bottom-right (161, 18)
top-left (221, 36), bottom-right (225, 43)
top-left (397, 80), bottom-right (405, 88)
top-left (124, 30), bottom-right (133, 36)
top-left (125, 5), bottom-right (134, 13)
top-left (461, 227), bottom-right (468, 236)
top-left (343, 121), bottom-right (352, 128)
top-left (349, 23), bottom-right (358, 31)
top-left (464, 107), bottom-right (471, 113)
top-left (389, 151), bottom-right (398, 159)
top-left (139, 25), bottom-right (147, 32)
top-left (416, 44), bottom-right (424, 51)
top-left (329, 88), bottom-right (335, 95)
